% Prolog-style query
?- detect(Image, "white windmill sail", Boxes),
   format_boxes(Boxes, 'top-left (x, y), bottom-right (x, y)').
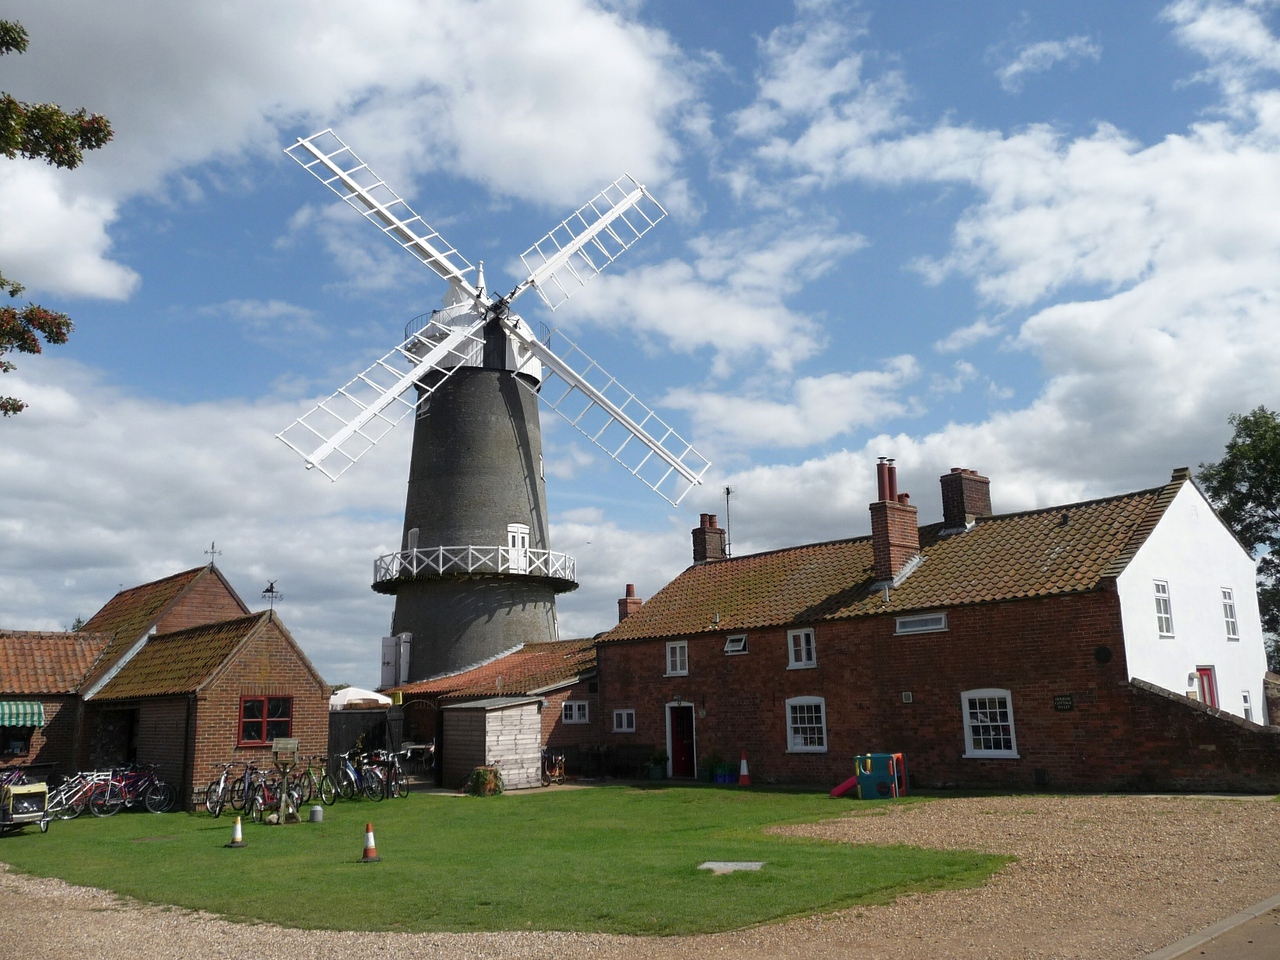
top-left (517, 174), bottom-right (666, 312)
top-left (510, 325), bottom-right (710, 506)
top-left (276, 317), bottom-right (486, 479)
top-left (286, 130), bottom-right (478, 293)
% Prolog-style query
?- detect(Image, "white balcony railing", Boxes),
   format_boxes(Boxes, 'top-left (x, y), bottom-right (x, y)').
top-left (373, 545), bottom-right (577, 584)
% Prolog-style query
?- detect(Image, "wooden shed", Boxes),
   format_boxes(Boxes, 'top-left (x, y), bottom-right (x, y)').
top-left (441, 696), bottom-right (542, 790)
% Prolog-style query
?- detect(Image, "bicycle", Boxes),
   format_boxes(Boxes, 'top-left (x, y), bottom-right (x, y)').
top-left (371, 748), bottom-right (409, 799)
top-left (336, 749), bottom-right (384, 801)
top-left (90, 764), bottom-right (175, 816)
top-left (205, 762), bottom-right (243, 818)
top-left (541, 749), bottom-right (565, 787)
top-left (289, 754), bottom-right (337, 806)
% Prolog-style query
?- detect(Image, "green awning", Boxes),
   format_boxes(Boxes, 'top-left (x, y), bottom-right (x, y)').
top-left (0, 702), bottom-right (45, 727)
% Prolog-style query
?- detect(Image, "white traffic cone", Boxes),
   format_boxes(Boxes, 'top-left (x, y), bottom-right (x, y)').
top-left (361, 821), bottom-right (381, 863)
top-left (738, 750), bottom-right (751, 787)
top-left (225, 815), bottom-right (246, 848)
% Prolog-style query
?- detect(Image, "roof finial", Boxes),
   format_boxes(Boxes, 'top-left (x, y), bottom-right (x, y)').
top-left (261, 580), bottom-right (283, 612)
top-left (204, 541), bottom-right (222, 566)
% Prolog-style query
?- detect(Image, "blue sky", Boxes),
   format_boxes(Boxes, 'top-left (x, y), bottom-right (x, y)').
top-left (3, 0), bottom-right (1279, 688)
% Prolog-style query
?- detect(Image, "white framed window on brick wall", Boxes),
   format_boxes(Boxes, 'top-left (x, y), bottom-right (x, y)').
top-left (562, 701), bottom-right (589, 724)
top-left (785, 696), bottom-right (827, 752)
top-left (1154, 580), bottom-right (1175, 637)
top-left (961, 689), bottom-right (1018, 758)
top-left (788, 629), bottom-right (816, 669)
top-left (724, 634), bottom-right (748, 655)
top-left (895, 613), bottom-right (948, 635)
top-left (665, 640), bottom-right (688, 676)
top-left (612, 709), bottom-right (636, 732)
top-left (1243, 691), bottom-right (1254, 723)
top-left (1222, 588), bottom-right (1240, 641)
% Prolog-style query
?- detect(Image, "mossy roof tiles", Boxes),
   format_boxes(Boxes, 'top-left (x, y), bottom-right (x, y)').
top-left (392, 638), bottom-right (597, 700)
top-left (0, 631), bottom-right (113, 694)
top-left (80, 566), bottom-right (206, 689)
top-left (602, 479), bottom-right (1181, 643)
top-left (93, 613), bottom-right (266, 700)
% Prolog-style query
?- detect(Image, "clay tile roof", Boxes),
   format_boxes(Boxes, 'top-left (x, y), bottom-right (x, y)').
top-left (392, 638), bottom-right (597, 700)
top-left (0, 631), bottom-right (113, 694)
top-left (80, 566), bottom-right (206, 688)
top-left (603, 478), bottom-right (1183, 643)
top-left (94, 613), bottom-right (265, 701)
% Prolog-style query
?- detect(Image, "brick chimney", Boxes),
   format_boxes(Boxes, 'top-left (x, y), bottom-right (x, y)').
top-left (939, 467), bottom-right (992, 530)
top-left (692, 514), bottom-right (727, 563)
top-left (870, 459), bottom-right (920, 582)
top-left (617, 583), bottom-right (642, 622)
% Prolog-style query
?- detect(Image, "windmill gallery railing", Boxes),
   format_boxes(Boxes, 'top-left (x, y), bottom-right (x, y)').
top-left (373, 546), bottom-right (577, 585)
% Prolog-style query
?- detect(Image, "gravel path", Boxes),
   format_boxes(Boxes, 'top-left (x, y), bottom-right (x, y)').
top-left (2, 794), bottom-right (1278, 959)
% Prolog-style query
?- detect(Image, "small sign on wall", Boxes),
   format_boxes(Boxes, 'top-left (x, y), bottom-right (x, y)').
top-left (1053, 694), bottom-right (1074, 712)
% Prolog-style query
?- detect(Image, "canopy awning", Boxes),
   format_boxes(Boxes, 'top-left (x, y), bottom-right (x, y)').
top-left (0, 702), bottom-right (45, 727)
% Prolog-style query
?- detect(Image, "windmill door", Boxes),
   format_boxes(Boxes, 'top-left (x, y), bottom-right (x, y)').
top-left (506, 523), bottom-right (530, 574)
top-left (667, 704), bottom-right (696, 778)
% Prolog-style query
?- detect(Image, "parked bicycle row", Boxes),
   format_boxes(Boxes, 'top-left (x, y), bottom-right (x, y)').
top-left (202, 748), bottom-right (410, 819)
top-left (45, 763), bottom-right (177, 819)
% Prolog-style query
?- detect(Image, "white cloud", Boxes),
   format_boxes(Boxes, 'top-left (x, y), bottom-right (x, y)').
top-left (201, 299), bottom-right (327, 347)
top-left (556, 223), bottom-right (865, 374)
top-left (665, 355), bottom-right (920, 448)
top-left (934, 318), bottom-right (1003, 352)
top-left (995, 36), bottom-right (1102, 94)
top-left (0, 0), bottom-right (695, 298)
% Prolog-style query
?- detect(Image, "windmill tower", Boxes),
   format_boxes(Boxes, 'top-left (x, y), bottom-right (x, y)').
top-left (276, 131), bottom-right (710, 681)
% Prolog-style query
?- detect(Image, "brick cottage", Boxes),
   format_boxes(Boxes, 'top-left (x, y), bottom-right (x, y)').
top-left (595, 464), bottom-right (1280, 792)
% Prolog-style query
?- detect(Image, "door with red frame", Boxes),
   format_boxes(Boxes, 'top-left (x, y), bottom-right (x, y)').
top-left (1196, 667), bottom-right (1218, 708)
top-left (668, 705), bottom-right (696, 778)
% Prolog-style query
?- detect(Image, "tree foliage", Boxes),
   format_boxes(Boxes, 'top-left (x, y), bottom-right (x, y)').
top-left (0, 19), bottom-right (112, 415)
top-left (1198, 406), bottom-right (1280, 668)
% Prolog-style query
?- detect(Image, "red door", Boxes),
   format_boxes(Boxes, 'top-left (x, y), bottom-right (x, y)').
top-left (1196, 667), bottom-right (1218, 708)
top-left (669, 705), bottom-right (696, 778)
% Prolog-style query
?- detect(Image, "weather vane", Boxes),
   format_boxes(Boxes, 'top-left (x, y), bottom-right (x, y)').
top-left (204, 541), bottom-right (222, 565)
top-left (262, 580), bottom-right (283, 611)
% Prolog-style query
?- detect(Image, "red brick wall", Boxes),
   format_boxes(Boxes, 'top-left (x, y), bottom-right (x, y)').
top-left (189, 619), bottom-right (329, 806)
top-left (597, 584), bottom-right (1280, 790)
top-left (542, 679), bottom-right (600, 776)
top-left (156, 573), bottom-right (247, 633)
top-left (0, 696), bottom-right (80, 775)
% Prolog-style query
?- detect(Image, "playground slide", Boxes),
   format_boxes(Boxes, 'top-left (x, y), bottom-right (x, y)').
top-left (829, 774), bottom-right (859, 798)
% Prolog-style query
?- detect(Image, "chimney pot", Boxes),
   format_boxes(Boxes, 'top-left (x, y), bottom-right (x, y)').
top-left (625, 583), bottom-right (636, 598)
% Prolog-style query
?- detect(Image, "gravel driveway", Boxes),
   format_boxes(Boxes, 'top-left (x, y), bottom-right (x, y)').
top-left (2, 794), bottom-right (1277, 959)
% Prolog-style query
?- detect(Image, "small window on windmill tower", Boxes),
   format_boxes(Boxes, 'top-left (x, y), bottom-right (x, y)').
top-left (507, 523), bottom-right (530, 573)
top-left (406, 528), bottom-right (419, 552)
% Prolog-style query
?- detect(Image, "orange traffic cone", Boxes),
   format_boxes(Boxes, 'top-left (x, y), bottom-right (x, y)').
top-left (225, 815), bottom-right (246, 848)
top-left (738, 750), bottom-right (751, 787)
top-left (361, 822), bottom-right (381, 863)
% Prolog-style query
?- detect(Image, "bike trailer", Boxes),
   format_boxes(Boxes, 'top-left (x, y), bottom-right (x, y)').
top-left (1, 781), bottom-right (49, 833)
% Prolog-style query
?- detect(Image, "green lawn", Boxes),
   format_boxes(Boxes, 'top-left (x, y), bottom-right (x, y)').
top-left (0, 786), bottom-right (1006, 935)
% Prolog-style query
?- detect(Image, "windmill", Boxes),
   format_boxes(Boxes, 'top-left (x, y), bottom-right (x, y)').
top-left (276, 130), bottom-right (710, 682)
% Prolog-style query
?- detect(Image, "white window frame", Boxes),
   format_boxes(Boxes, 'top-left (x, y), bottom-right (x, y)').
top-left (1222, 587), bottom-right (1240, 641)
top-left (561, 700), bottom-right (588, 724)
top-left (785, 696), bottom-right (828, 753)
top-left (787, 629), bottom-right (816, 669)
top-left (1154, 580), bottom-right (1175, 637)
top-left (895, 613), bottom-right (948, 635)
top-left (1243, 690), bottom-right (1254, 723)
top-left (612, 708), bottom-right (636, 733)
top-left (961, 688), bottom-right (1019, 759)
top-left (665, 640), bottom-right (688, 677)
top-left (724, 634), bottom-right (748, 655)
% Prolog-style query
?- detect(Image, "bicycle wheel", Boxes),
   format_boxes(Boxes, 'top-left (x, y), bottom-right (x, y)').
top-left (336, 768), bottom-right (356, 801)
top-left (90, 782), bottom-right (124, 817)
top-left (53, 793), bottom-right (84, 820)
top-left (362, 767), bottom-right (385, 801)
top-left (229, 777), bottom-right (246, 811)
top-left (248, 792), bottom-right (266, 823)
top-left (293, 773), bottom-right (313, 805)
top-left (318, 773), bottom-right (337, 806)
top-left (206, 780), bottom-right (225, 818)
top-left (393, 765), bottom-right (409, 799)
top-left (145, 781), bottom-right (176, 813)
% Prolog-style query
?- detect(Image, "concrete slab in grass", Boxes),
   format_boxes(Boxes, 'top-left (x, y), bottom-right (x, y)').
top-left (698, 861), bottom-right (765, 875)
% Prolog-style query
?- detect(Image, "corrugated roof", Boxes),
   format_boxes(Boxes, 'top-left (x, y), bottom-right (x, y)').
top-left (80, 566), bottom-right (207, 688)
top-left (391, 638), bottom-right (596, 700)
top-left (603, 477), bottom-right (1183, 642)
top-left (0, 631), bottom-right (112, 694)
top-left (93, 613), bottom-right (265, 700)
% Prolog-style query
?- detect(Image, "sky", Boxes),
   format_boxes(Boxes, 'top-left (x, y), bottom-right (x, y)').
top-left (3, 0), bottom-right (1279, 689)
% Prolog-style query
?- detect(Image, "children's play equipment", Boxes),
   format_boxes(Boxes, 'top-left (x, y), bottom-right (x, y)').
top-left (831, 753), bottom-right (908, 799)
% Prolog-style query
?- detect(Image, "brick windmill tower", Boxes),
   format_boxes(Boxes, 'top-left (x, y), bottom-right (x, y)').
top-left (276, 131), bottom-right (709, 682)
